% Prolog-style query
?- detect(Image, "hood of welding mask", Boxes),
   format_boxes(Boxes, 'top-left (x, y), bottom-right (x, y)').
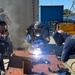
top-left (53, 31), bottom-right (65, 46)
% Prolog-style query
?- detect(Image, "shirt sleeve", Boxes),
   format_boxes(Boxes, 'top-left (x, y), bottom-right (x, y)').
top-left (61, 36), bottom-right (71, 62)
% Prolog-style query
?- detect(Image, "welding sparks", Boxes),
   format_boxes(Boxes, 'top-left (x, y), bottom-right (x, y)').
top-left (32, 48), bottom-right (42, 55)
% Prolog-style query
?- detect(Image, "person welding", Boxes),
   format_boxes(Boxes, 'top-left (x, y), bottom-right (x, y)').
top-left (26, 21), bottom-right (50, 43)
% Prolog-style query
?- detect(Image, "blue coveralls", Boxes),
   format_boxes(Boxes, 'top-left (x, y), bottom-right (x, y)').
top-left (61, 35), bottom-right (75, 62)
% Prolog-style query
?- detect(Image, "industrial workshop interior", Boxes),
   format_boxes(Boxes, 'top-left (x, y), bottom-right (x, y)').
top-left (0, 0), bottom-right (75, 75)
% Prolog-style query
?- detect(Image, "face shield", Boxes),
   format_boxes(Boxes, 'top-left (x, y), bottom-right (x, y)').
top-left (58, 30), bottom-right (68, 40)
top-left (53, 30), bottom-right (68, 46)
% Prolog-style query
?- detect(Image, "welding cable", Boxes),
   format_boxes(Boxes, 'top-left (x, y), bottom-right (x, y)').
top-left (70, 61), bottom-right (75, 69)
top-left (57, 64), bottom-right (61, 69)
top-left (63, 62), bottom-right (75, 75)
top-left (48, 67), bottom-right (57, 73)
top-left (48, 67), bottom-right (70, 74)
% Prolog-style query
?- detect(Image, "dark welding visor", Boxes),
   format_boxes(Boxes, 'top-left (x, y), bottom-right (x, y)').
top-left (53, 31), bottom-right (65, 46)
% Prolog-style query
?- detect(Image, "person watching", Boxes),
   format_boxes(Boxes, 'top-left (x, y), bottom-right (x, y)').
top-left (57, 30), bottom-right (75, 62)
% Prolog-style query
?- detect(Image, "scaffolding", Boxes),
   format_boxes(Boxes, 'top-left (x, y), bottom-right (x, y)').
top-left (70, 0), bottom-right (75, 13)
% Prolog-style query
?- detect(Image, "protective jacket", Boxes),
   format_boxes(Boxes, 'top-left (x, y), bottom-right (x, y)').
top-left (26, 23), bottom-right (50, 43)
top-left (61, 35), bottom-right (75, 62)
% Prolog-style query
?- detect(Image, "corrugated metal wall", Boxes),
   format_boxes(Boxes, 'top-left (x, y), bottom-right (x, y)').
top-left (0, 0), bottom-right (39, 49)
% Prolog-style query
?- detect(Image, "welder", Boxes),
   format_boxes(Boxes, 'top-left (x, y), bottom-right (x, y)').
top-left (57, 30), bottom-right (75, 62)
top-left (0, 21), bottom-right (9, 75)
top-left (0, 7), bottom-right (12, 75)
top-left (26, 21), bottom-right (50, 43)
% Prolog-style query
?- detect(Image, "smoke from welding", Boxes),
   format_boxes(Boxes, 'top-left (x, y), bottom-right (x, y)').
top-left (0, 0), bottom-right (31, 49)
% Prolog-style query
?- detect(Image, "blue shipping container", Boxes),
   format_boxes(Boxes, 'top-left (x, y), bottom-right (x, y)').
top-left (40, 6), bottom-right (63, 27)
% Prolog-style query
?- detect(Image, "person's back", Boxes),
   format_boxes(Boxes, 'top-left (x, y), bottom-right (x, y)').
top-left (54, 30), bottom-right (75, 62)
top-left (61, 35), bottom-right (75, 62)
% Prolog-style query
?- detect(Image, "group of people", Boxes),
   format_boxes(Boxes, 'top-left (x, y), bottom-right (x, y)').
top-left (0, 6), bottom-right (75, 75)
top-left (26, 21), bottom-right (75, 63)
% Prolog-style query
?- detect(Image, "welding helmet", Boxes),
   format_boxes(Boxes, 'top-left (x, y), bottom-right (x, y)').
top-left (57, 30), bottom-right (68, 40)
top-left (53, 30), bottom-right (68, 46)
top-left (34, 21), bottom-right (43, 37)
top-left (34, 21), bottom-right (41, 29)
